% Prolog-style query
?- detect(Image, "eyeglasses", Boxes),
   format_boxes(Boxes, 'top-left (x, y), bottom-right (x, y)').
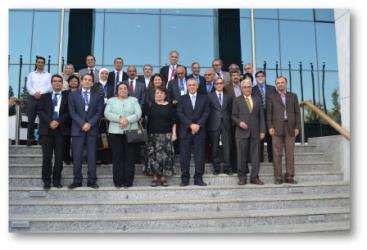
top-left (212, 64), bottom-right (221, 67)
top-left (256, 75), bottom-right (265, 78)
top-left (176, 72), bottom-right (185, 75)
top-left (215, 82), bottom-right (224, 85)
top-left (204, 74), bottom-right (213, 76)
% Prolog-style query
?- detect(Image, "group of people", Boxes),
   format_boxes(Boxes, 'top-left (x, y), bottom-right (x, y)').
top-left (25, 50), bottom-right (301, 190)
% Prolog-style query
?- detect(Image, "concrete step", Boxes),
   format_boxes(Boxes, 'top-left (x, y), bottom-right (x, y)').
top-left (9, 206), bottom-right (350, 233)
top-left (8, 152), bottom-right (328, 164)
top-left (8, 144), bottom-right (319, 155)
top-left (9, 182), bottom-right (350, 200)
top-left (9, 193), bottom-right (350, 215)
top-left (158, 221), bottom-right (350, 233)
top-left (9, 172), bottom-right (344, 187)
top-left (8, 162), bottom-right (337, 175)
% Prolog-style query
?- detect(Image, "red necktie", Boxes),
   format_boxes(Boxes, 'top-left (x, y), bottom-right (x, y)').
top-left (129, 80), bottom-right (134, 96)
top-left (170, 66), bottom-right (176, 81)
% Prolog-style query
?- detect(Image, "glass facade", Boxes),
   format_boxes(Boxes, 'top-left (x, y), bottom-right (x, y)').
top-left (9, 8), bottom-right (338, 115)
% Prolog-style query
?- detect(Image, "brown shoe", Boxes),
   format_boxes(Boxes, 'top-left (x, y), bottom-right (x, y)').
top-left (238, 176), bottom-right (247, 185)
top-left (284, 178), bottom-right (297, 184)
top-left (250, 178), bottom-right (264, 185)
top-left (274, 178), bottom-right (283, 185)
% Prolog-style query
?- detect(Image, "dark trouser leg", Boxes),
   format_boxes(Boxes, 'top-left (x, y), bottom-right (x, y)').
top-left (230, 126), bottom-right (237, 172)
top-left (265, 132), bottom-right (273, 162)
top-left (249, 136), bottom-right (261, 181)
top-left (124, 138), bottom-right (136, 187)
top-left (179, 137), bottom-right (191, 182)
top-left (210, 130), bottom-right (221, 172)
top-left (27, 96), bottom-right (39, 140)
top-left (259, 136), bottom-right (265, 162)
top-left (86, 134), bottom-right (97, 184)
top-left (40, 135), bottom-right (53, 185)
top-left (71, 135), bottom-right (85, 184)
top-left (63, 135), bottom-right (72, 162)
top-left (52, 133), bottom-right (64, 183)
top-left (221, 127), bottom-right (232, 172)
top-left (110, 134), bottom-right (124, 186)
top-left (193, 136), bottom-right (205, 182)
top-left (236, 138), bottom-right (249, 177)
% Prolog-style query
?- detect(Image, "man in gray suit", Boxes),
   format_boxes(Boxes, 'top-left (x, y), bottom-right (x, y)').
top-left (78, 54), bottom-right (99, 84)
top-left (125, 65), bottom-right (146, 107)
top-left (232, 78), bottom-right (266, 185)
top-left (212, 58), bottom-right (230, 85)
top-left (207, 78), bottom-right (233, 175)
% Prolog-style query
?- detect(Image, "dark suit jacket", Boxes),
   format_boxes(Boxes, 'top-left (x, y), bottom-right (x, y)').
top-left (252, 84), bottom-right (276, 107)
top-left (224, 82), bottom-right (241, 98)
top-left (231, 95), bottom-right (265, 139)
top-left (187, 74), bottom-right (205, 86)
top-left (123, 79), bottom-right (146, 107)
top-left (207, 92), bottom-right (232, 131)
top-left (93, 82), bottom-right (115, 100)
top-left (38, 91), bottom-right (70, 136)
top-left (160, 64), bottom-right (187, 84)
top-left (198, 81), bottom-right (216, 95)
top-left (137, 75), bottom-right (151, 89)
top-left (68, 89), bottom-right (104, 137)
top-left (167, 78), bottom-right (188, 103)
top-left (266, 91), bottom-right (301, 137)
top-left (176, 94), bottom-right (210, 139)
top-left (107, 71), bottom-right (129, 95)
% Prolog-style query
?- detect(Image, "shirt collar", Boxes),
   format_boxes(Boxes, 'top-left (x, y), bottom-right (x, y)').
top-left (52, 91), bottom-right (61, 95)
top-left (189, 92), bottom-right (197, 98)
top-left (82, 88), bottom-right (90, 93)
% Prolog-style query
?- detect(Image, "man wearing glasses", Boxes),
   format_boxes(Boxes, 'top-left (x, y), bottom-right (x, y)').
top-left (212, 58), bottom-right (230, 85)
top-left (252, 71), bottom-right (277, 163)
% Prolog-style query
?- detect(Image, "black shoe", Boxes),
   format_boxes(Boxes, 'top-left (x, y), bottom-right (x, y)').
top-left (68, 182), bottom-right (82, 189)
top-left (213, 170), bottom-right (220, 175)
top-left (274, 178), bottom-right (283, 185)
top-left (224, 170), bottom-right (233, 175)
top-left (63, 159), bottom-right (72, 165)
top-left (43, 183), bottom-right (51, 190)
top-left (87, 182), bottom-right (99, 189)
top-left (151, 180), bottom-right (159, 187)
top-left (53, 182), bottom-right (63, 188)
top-left (26, 139), bottom-right (34, 147)
top-left (180, 181), bottom-right (189, 187)
top-left (194, 180), bottom-right (207, 186)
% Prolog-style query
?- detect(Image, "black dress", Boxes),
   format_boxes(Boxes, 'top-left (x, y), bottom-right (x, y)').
top-left (145, 102), bottom-right (176, 176)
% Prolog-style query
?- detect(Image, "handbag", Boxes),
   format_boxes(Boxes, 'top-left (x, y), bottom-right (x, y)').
top-left (97, 118), bottom-right (110, 149)
top-left (126, 120), bottom-right (147, 144)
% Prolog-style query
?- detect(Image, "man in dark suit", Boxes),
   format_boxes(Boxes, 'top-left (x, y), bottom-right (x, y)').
top-left (137, 64), bottom-right (153, 89)
top-left (267, 76), bottom-right (301, 185)
top-left (78, 54), bottom-right (99, 84)
top-left (252, 70), bottom-right (276, 163)
top-left (68, 74), bottom-right (104, 189)
top-left (160, 50), bottom-right (186, 84)
top-left (187, 62), bottom-right (205, 87)
top-left (198, 68), bottom-right (216, 95)
top-left (232, 78), bottom-right (266, 185)
top-left (207, 78), bottom-right (233, 175)
top-left (167, 65), bottom-right (188, 105)
top-left (107, 57), bottom-right (128, 95)
top-left (125, 65), bottom-right (146, 107)
top-left (177, 78), bottom-right (210, 186)
top-left (223, 70), bottom-right (243, 174)
top-left (38, 74), bottom-right (70, 189)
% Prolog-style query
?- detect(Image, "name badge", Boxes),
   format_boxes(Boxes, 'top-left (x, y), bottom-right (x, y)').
top-left (104, 97), bottom-right (108, 104)
top-left (180, 90), bottom-right (185, 96)
top-left (85, 105), bottom-right (89, 112)
top-left (54, 105), bottom-right (60, 113)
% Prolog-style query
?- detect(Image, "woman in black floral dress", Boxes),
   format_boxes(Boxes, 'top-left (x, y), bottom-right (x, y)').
top-left (146, 86), bottom-right (177, 186)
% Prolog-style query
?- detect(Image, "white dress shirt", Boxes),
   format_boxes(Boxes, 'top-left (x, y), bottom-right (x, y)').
top-left (52, 91), bottom-right (62, 114)
top-left (189, 92), bottom-right (197, 109)
top-left (26, 70), bottom-right (52, 95)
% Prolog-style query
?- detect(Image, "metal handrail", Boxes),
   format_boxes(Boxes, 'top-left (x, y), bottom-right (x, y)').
top-left (300, 100), bottom-right (351, 142)
top-left (9, 97), bottom-right (21, 145)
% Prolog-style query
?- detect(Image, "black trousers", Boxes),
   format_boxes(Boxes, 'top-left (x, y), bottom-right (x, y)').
top-left (179, 135), bottom-right (205, 182)
top-left (260, 131), bottom-right (273, 162)
top-left (40, 133), bottom-right (64, 184)
top-left (209, 124), bottom-right (231, 172)
top-left (109, 133), bottom-right (136, 187)
top-left (72, 134), bottom-right (97, 184)
top-left (63, 135), bottom-right (72, 162)
top-left (27, 96), bottom-right (40, 140)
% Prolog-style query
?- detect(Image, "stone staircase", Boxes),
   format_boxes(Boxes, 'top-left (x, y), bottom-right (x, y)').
top-left (8, 144), bottom-right (350, 233)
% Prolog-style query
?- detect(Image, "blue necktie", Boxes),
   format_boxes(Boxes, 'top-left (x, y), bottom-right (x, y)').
top-left (206, 83), bottom-right (212, 93)
top-left (83, 91), bottom-right (89, 109)
top-left (179, 79), bottom-right (185, 93)
top-left (52, 93), bottom-right (59, 120)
